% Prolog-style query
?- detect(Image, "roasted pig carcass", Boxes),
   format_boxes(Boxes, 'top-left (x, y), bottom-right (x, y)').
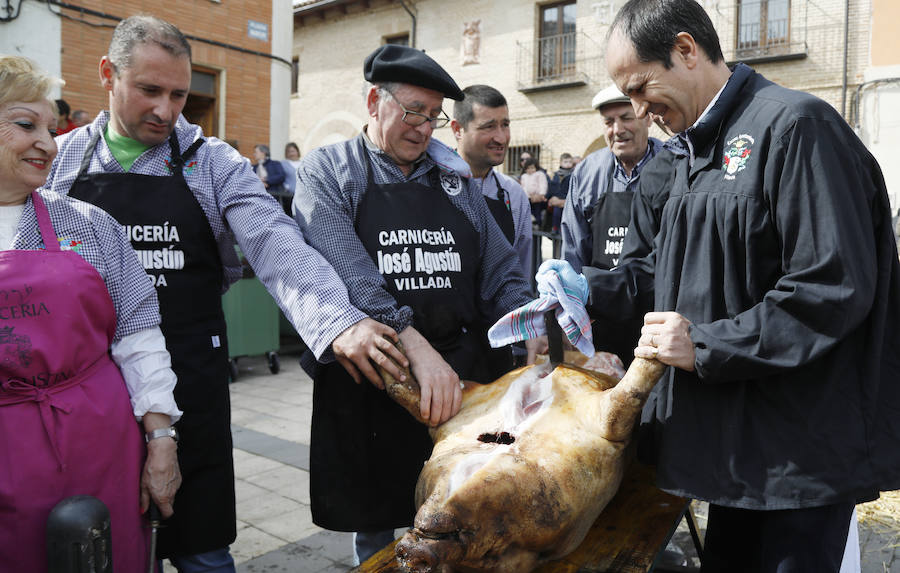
top-left (380, 350), bottom-right (665, 573)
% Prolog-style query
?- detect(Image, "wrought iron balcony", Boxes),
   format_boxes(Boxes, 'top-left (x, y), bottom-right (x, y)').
top-left (516, 31), bottom-right (602, 92)
top-left (724, 0), bottom-right (808, 64)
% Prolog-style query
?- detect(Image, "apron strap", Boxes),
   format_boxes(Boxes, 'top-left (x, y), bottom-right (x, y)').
top-left (166, 132), bottom-right (183, 170)
top-left (486, 172), bottom-right (515, 245)
top-left (76, 128), bottom-right (104, 179)
top-left (492, 171), bottom-right (511, 211)
top-left (358, 135), bottom-right (440, 190)
top-left (606, 159), bottom-right (617, 195)
top-left (77, 123), bottom-right (205, 177)
top-left (181, 137), bottom-right (205, 163)
top-left (166, 132), bottom-right (206, 171)
top-left (359, 135), bottom-right (377, 189)
top-left (30, 191), bottom-right (60, 252)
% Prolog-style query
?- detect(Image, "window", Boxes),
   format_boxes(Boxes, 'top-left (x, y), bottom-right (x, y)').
top-left (737, 0), bottom-right (790, 57)
top-left (506, 144), bottom-right (543, 175)
top-left (291, 57), bottom-right (299, 95)
top-left (538, 1), bottom-right (576, 82)
top-left (385, 33), bottom-right (410, 47)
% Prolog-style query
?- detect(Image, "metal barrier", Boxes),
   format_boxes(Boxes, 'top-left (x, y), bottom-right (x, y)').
top-left (46, 496), bottom-right (113, 573)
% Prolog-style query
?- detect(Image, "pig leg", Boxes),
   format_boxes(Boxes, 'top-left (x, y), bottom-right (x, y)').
top-left (597, 357), bottom-right (666, 441)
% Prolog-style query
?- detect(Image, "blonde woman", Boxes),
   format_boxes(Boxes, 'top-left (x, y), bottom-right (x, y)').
top-left (0, 55), bottom-right (181, 571)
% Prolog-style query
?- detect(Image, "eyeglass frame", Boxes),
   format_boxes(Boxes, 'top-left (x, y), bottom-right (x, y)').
top-left (379, 85), bottom-right (451, 129)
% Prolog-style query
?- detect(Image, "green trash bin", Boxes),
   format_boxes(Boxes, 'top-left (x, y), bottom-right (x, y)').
top-left (222, 271), bottom-right (280, 381)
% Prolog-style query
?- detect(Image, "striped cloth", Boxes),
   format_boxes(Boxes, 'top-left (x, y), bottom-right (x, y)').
top-left (488, 261), bottom-right (594, 356)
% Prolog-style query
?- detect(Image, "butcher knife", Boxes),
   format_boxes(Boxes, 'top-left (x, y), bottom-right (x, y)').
top-left (147, 503), bottom-right (161, 573)
top-left (543, 309), bottom-right (564, 367)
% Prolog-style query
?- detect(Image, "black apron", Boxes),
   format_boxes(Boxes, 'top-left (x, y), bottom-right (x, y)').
top-left (483, 171), bottom-right (515, 244)
top-left (480, 171), bottom-right (516, 376)
top-left (309, 142), bottom-right (483, 532)
top-left (589, 166), bottom-right (641, 366)
top-left (68, 129), bottom-right (235, 558)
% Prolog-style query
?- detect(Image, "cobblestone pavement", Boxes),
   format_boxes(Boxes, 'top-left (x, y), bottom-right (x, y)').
top-left (168, 348), bottom-right (899, 573)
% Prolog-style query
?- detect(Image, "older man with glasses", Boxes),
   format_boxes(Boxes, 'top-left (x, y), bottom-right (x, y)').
top-left (292, 44), bottom-right (542, 564)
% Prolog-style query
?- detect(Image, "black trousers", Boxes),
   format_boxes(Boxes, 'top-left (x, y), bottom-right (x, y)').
top-left (700, 502), bottom-right (855, 573)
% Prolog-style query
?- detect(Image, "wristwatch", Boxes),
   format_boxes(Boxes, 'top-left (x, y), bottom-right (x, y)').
top-left (145, 426), bottom-right (179, 443)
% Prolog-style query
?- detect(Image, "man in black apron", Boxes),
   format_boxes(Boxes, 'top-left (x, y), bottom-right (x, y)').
top-left (46, 16), bottom-right (410, 573)
top-left (291, 45), bottom-right (541, 565)
top-left (559, 84), bottom-right (663, 365)
top-left (450, 84), bottom-right (533, 373)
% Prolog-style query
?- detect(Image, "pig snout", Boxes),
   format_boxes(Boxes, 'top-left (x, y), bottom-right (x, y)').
top-left (396, 529), bottom-right (463, 573)
top-left (396, 537), bottom-right (438, 572)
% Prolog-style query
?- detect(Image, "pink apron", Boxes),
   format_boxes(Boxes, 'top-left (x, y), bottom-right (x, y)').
top-left (0, 191), bottom-right (147, 572)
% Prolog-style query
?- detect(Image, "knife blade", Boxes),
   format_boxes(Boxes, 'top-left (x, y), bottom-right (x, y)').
top-left (543, 309), bottom-right (564, 367)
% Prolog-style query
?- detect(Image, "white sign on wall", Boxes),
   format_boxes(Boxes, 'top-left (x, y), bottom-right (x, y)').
top-left (248, 20), bottom-right (269, 41)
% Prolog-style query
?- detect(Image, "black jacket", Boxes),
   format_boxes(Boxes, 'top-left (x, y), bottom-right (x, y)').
top-left (584, 64), bottom-right (900, 509)
top-left (548, 168), bottom-right (573, 200)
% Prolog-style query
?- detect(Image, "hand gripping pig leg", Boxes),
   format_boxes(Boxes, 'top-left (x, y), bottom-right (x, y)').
top-left (597, 357), bottom-right (666, 441)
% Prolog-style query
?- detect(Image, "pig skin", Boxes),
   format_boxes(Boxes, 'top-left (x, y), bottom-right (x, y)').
top-left (380, 350), bottom-right (665, 573)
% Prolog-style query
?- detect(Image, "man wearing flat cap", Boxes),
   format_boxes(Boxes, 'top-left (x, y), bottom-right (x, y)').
top-left (292, 44), bottom-right (541, 564)
top-left (558, 84), bottom-right (665, 364)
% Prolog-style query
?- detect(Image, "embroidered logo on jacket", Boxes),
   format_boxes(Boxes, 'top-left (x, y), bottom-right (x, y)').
top-left (439, 171), bottom-right (462, 196)
top-left (722, 134), bottom-right (754, 180)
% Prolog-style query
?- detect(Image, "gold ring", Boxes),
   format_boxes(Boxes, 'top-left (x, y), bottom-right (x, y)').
top-left (650, 347), bottom-right (658, 358)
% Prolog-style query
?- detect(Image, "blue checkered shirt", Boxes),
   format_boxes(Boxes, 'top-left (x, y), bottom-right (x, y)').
top-left (46, 112), bottom-right (365, 360)
top-left (292, 131), bottom-right (532, 333)
top-left (13, 190), bottom-right (160, 342)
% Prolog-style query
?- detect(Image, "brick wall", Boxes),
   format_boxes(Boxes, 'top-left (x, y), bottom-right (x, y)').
top-left (59, 0), bottom-right (274, 158)
top-left (291, 0), bottom-right (872, 171)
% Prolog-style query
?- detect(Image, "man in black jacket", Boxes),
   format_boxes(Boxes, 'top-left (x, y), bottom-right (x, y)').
top-left (578, 0), bottom-right (900, 570)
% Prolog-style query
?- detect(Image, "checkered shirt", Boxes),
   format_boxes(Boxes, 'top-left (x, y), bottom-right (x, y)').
top-left (12, 190), bottom-right (160, 342)
top-left (46, 112), bottom-right (365, 360)
top-left (292, 131), bottom-right (532, 333)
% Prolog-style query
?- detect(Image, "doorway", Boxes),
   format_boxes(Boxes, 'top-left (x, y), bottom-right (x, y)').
top-left (183, 67), bottom-right (219, 137)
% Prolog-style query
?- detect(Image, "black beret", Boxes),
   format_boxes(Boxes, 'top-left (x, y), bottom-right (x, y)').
top-left (364, 44), bottom-right (464, 101)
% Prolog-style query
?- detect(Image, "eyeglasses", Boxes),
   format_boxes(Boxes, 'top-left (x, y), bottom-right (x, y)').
top-left (386, 91), bottom-right (450, 129)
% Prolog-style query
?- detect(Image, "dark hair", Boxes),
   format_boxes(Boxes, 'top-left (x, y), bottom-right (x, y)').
top-left (453, 84), bottom-right (507, 127)
top-left (254, 144), bottom-right (270, 158)
top-left (285, 142), bottom-right (300, 157)
top-left (108, 15), bottom-right (192, 73)
top-left (521, 157), bottom-right (537, 171)
top-left (610, 0), bottom-right (723, 69)
top-left (559, 152), bottom-right (573, 161)
top-left (55, 98), bottom-right (70, 117)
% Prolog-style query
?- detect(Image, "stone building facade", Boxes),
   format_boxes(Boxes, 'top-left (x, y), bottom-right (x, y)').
top-left (291, 0), bottom-right (880, 176)
top-left (1, 0), bottom-right (293, 160)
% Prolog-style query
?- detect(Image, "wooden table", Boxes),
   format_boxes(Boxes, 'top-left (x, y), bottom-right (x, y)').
top-left (355, 461), bottom-right (701, 573)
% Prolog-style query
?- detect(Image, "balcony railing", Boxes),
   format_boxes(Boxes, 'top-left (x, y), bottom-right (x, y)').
top-left (725, 0), bottom-right (808, 63)
top-left (516, 31), bottom-right (602, 92)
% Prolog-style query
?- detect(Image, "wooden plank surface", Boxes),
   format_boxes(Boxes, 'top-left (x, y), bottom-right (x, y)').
top-left (354, 461), bottom-right (689, 573)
